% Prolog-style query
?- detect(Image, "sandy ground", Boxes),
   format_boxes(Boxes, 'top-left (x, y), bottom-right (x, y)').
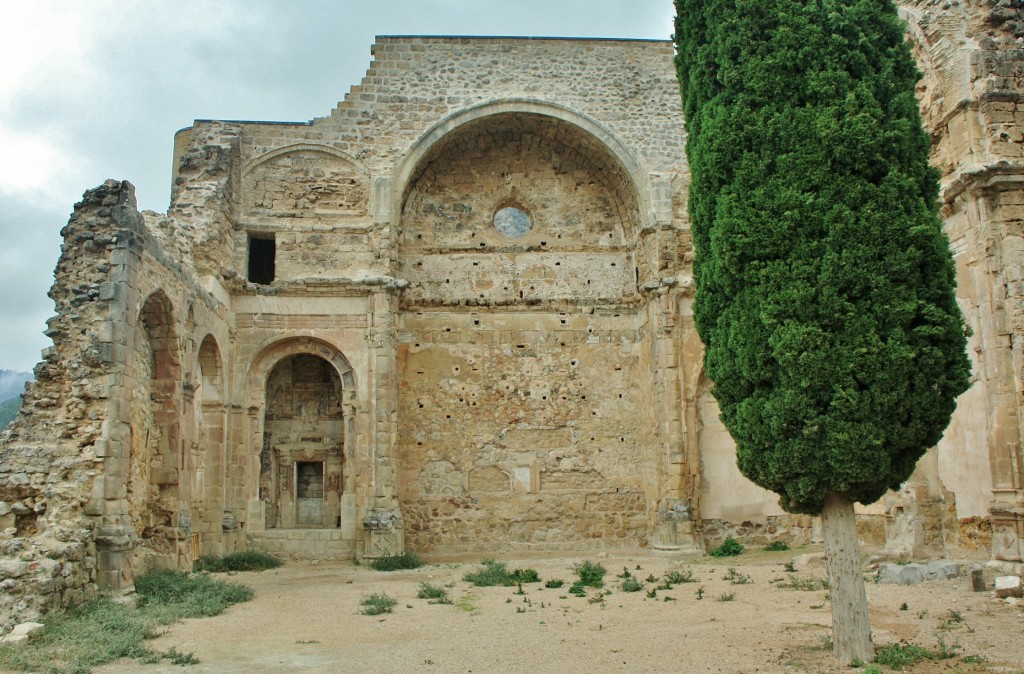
top-left (89, 548), bottom-right (1023, 674)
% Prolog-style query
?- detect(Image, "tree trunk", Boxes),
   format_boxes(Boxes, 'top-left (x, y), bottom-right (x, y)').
top-left (821, 492), bottom-right (874, 663)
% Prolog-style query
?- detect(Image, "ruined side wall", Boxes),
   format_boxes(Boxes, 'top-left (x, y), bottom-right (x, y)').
top-left (0, 177), bottom-right (235, 629)
top-left (889, 0), bottom-right (1024, 560)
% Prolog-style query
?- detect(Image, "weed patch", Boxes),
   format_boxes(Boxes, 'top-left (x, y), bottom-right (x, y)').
top-left (573, 560), bottom-right (606, 588)
top-left (664, 567), bottom-right (696, 584)
top-left (360, 592), bottom-right (398, 615)
top-left (196, 551), bottom-right (282, 573)
top-left (763, 541), bottom-right (790, 552)
top-left (776, 576), bottom-right (828, 591)
top-left (416, 582), bottom-right (452, 604)
top-left (0, 569), bottom-right (251, 673)
top-left (369, 552), bottom-right (423, 571)
top-left (621, 575), bottom-right (644, 592)
top-left (462, 560), bottom-right (540, 587)
top-left (709, 537), bottom-right (744, 557)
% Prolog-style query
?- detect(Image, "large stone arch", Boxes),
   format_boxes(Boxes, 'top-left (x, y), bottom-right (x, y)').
top-left (392, 99), bottom-right (653, 240)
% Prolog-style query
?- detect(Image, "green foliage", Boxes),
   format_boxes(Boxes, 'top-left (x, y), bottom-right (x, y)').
top-left (369, 551), bottom-right (423, 571)
top-left (875, 643), bottom-right (934, 667)
top-left (568, 581), bottom-right (588, 597)
top-left (573, 560), bottom-right (606, 588)
top-left (360, 592), bottom-right (397, 615)
top-left (0, 570), bottom-right (251, 673)
top-left (621, 575), bottom-right (644, 592)
top-left (763, 541), bottom-right (790, 552)
top-left (197, 551), bottom-right (282, 572)
top-left (416, 582), bottom-right (451, 604)
top-left (724, 568), bottom-right (751, 585)
top-left (777, 575), bottom-right (829, 591)
top-left (664, 567), bottom-right (696, 584)
top-left (0, 395), bottom-right (21, 430)
top-left (134, 569), bottom-right (253, 617)
top-left (709, 537), bottom-right (744, 557)
top-left (510, 567), bottom-right (541, 583)
top-left (462, 559), bottom-right (540, 587)
top-left (544, 579), bottom-right (564, 589)
top-left (674, 0), bottom-right (971, 514)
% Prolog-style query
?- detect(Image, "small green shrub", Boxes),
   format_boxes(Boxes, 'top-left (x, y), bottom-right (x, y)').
top-left (573, 560), bottom-right (606, 588)
top-left (709, 537), bottom-right (744, 557)
top-left (462, 560), bottom-right (539, 586)
top-left (360, 592), bottom-right (398, 615)
top-left (544, 579), bottom-right (564, 589)
top-left (197, 550), bottom-right (282, 573)
top-left (664, 567), bottom-right (696, 584)
top-left (369, 551), bottom-right (423, 571)
top-left (875, 643), bottom-right (935, 667)
top-left (717, 592), bottom-right (735, 602)
top-left (778, 576), bottom-right (829, 591)
top-left (568, 581), bottom-right (588, 597)
top-left (621, 575), bottom-right (644, 592)
top-left (723, 568), bottom-right (751, 585)
top-left (463, 559), bottom-right (513, 586)
top-left (510, 567), bottom-right (541, 583)
top-left (416, 582), bottom-right (450, 603)
top-left (763, 540), bottom-right (790, 552)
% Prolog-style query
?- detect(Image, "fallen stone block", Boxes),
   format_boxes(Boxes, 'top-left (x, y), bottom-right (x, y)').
top-left (876, 561), bottom-right (961, 585)
top-left (0, 634), bottom-right (29, 648)
top-left (792, 552), bottom-right (826, 567)
top-left (9, 622), bottom-right (43, 637)
top-left (994, 575), bottom-right (1022, 599)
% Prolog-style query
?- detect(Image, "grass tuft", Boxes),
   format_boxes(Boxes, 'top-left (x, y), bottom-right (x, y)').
top-left (360, 592), bottom-right (398, 615)
top-left (0, 569), bottom-right (252, 673)
top-left (708, 537), bottom-right (744, 557)
top-left (621, 575), bottom-right (644, 592)
top-left (369, 551), bottom-right (423, 571)
top-left (197, 551), bottom-right (282, 573)
top-left (573, 560), bottom-right (606, 588)
top-left (463, 560), bottom-right (540, 587)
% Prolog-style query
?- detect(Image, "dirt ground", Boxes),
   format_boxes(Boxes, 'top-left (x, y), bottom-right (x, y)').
top-left (91, 548), bottom-right (1023, 674)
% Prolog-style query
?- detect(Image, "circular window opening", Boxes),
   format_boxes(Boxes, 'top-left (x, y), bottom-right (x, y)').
top-left (493, 207), bottom-right (532, 238)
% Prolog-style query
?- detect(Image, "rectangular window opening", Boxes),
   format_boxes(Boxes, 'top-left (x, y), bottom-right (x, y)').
top-left (248, 233), bottom-right (276, 284)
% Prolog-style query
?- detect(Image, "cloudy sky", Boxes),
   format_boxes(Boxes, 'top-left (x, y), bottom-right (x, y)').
top-left (0, 0), bottom-right (676, 373)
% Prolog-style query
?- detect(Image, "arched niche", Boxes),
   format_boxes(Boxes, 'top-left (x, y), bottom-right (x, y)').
top-left (396, 107), bottom-right (645, 251)
top-left (128, 290), bottom-right (183, 559)
top-left (245, 338), bottom-right (357, 531)
top-left (193, 335), bottom-right (227, 551)
top-left (241, 143), bottom-right (371, 218)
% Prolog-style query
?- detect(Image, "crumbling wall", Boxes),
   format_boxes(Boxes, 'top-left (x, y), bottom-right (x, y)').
top-left (0, 181), bottom-right (139, 629)
top-left (889, 0), bottom-right (1024, 560)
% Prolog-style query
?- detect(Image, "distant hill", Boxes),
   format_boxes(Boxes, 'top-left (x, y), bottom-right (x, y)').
top-left (0, 395), bottom-right (21, 430)
top-left (0, 369), bottom-right (32, 402)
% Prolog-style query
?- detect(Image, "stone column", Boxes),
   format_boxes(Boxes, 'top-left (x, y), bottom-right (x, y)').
top-left (362, 290), bottom-right (404, 557)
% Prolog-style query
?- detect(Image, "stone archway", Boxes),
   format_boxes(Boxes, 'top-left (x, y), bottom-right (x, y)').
top-left (261, 353), bottom-right (345, 529)
top-left (128, 290), bottom-right (184, 567)
top-left (244, 338), bottom-right (360, 558)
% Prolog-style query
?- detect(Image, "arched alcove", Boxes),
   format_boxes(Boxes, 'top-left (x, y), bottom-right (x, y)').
top-left (244, 337), bottom-right (357, 535)
top-left (128, 290), bottom-right (182, 560)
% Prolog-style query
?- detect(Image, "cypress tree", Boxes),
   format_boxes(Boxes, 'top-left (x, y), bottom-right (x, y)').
top-left (674, 0), bottom-right (970, 662)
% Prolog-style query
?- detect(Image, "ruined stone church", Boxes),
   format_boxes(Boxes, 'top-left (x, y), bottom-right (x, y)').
top-left (1, 0), bottom-right (1022, 626)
